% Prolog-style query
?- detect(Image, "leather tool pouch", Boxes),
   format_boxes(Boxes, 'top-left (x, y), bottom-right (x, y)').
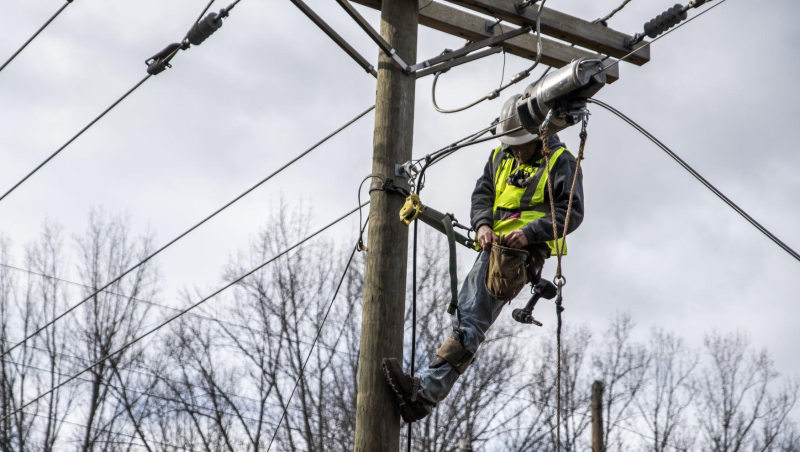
top-left (485, 244), bottom-right (530, 301)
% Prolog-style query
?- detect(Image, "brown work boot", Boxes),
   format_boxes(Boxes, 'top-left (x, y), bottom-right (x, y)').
top-left (381, 358), bottom-right (432, 423)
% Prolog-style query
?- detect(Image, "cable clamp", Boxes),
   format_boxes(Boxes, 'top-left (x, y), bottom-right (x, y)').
top-left (509, 70), bottom-right (530, 84)
top-left (514, 0), bottom-right (540, 14)
top-left (146, 43), bottom-right (182, 75)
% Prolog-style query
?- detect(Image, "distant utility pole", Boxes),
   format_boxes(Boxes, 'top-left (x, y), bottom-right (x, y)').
top-left (592, 380), bottom-right (606, 452)
top-left (353, 1), bottom-right (418, 451)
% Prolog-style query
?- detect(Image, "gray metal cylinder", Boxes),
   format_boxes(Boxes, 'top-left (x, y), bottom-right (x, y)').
top-left (516, 57), bottom-right (606, 134)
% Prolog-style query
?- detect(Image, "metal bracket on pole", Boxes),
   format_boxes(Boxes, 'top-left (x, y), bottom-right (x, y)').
top-left (335, 0), bottom-right (531, 76)
top-left (417, 205), bottom-right (477, 250)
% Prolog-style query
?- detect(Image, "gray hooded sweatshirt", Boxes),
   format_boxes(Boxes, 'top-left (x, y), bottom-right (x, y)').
top-left (470, 135), bottom-right (585, 246)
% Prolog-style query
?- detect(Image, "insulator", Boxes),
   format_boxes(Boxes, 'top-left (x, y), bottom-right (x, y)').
top-left (644, 4), bottom-right (687, 39)
top-left (186, 13), bottom-right (223, 46)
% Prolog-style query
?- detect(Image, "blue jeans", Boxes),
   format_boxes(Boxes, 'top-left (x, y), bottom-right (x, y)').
top-left (416, 251), bottom-right (508, 405)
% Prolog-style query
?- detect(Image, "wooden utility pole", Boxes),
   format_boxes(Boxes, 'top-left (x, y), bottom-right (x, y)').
top-left (592, 380), bottom-right (606, 452)
top-left (353, 1), bottom-right (418, 451)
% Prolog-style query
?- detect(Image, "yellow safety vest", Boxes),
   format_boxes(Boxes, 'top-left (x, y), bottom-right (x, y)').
top-left (490, 145), bottom-right (570, 256)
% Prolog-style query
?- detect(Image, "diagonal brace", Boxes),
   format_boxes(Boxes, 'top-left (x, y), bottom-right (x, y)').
top-left (289, 0), bottom-right (377, 77)
top-left (408, 23), bottom-right (531, 73)
top-left (335, 0), bottom-right (412, 72)
top-left (415, 47), bottom-right (501, 78)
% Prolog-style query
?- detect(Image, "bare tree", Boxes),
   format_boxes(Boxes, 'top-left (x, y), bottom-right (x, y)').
top-left (70, 209), bottom-right (161, 452)
top-left (4, 209), bottom-right (800, 452)
top-left (154, 207), bottom-right (365, 452)
top-left (25, 221), bottom-right (78, 452)
top-left (632, 328), bottom-right (698, 452)
top-left (0, 223), bottom-right (80, 452)
top-left (696, 331), bottom-right (799, 452)
top-left (593, 312), bottom-right (650, 451)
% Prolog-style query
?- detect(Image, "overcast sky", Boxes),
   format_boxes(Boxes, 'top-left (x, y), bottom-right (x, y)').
top-left (1, 0), bottom-right (798, 389)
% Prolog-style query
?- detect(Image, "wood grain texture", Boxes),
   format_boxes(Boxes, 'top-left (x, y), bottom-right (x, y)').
top-left (353, 1), bottom-right (417, 451)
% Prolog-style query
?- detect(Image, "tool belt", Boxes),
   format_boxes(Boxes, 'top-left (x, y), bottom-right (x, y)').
top-left (485, 242), bottom-right (549, 301)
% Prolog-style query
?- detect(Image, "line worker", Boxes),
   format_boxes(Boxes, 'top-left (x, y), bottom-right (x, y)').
top-left (382, 94), bottom-right (585, 422)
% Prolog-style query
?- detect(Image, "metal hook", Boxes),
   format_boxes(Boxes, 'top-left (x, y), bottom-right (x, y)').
top-left (541, 108), bottom-right (555, 133)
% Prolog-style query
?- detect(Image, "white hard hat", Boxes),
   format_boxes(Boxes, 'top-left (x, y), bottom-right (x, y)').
top-left (496, 94), bottom-right (539, 146)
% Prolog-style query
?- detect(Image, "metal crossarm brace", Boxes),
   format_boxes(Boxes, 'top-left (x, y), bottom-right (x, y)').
top-left (335, 0), bottom-right (412, 72)
top-left (415, 47), bottom-right (501, 78)
top-left (444, 0), bottom-right (650, 65)
top-left (351, 0), bottom-right (622, 83)
top-left (408, 23), bottom-right (531, 73)
top-left (289, 0), bottom-right (377, 77)
top-left (417, 205), bottom-right (476, 250)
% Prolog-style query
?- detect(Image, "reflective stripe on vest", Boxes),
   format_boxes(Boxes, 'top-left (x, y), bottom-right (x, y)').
top-left (490, 145), bottom-right (570, 256)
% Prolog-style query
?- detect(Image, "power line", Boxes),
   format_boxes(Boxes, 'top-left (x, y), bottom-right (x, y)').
top-left (0, 256), bottom-right (361, 358)
top-left (0, 103), bottom-right (375, 360)
top-left (0, 0), bottom-right (244, 204)
top-left (431, 0), bottom-right (548, 114)
top-left (0, 75), bottom-right (152, 203)
top-left (601, 0), bottom-right (732, 71)
top-left (0, 1), bottom-right (74, 75)
top-left (587, 98), bottom-right (800, 263)
top-left (23, 409), bottom-right (192, 451)
top-left (593, 0), bottom-right (635, 24)
top-left (266, 225), bottom-right (365, 451)
top-left (11, 359), bottom-right (346, 446)
top-left (0, 203), bottom-right (365, 424)
top-left (17, 342), bottom-right (352, 426)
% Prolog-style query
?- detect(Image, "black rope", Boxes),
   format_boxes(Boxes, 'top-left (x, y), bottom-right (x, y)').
top-left (0, 203), bottom-right (365, 424)
top-left (587, 98), bottom-right (800, 263)
top-left (407, 218), bottom-right (418, 452)
top-left (0, 104), bottom-right (375, 360)
top-left (0, 1), bottom-right (73, 75)
top-left (0, 74), bottom-right (151, 203)
top-left (265, 223), bottom-right (366, 452)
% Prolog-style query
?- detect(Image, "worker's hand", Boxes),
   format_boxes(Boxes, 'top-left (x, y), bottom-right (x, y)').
top-left (477, 225), bottom-right (498, 250)
top-left (501, 229), bottom-right (529, 249)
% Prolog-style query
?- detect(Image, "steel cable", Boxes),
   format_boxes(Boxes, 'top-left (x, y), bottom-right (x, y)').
top-left (0, 1), bottom-right (73, 75)
top-left (600, 0), bottom-right (731, 70)
top-left (587, 98), bottom-right (800, 263)
top-left (593, 0), bottom-right (635, 24)
top-left (0, 104), bottom-right (375, 360)
top-left (431, 0), bottom-right (548, 114)
top-left (0, 74), bottom-right (152, 203)
top-left (265, 222), bottom-right (365, 451)
top-left (0, 0), bottom-right (244, 205)
top-left (0, 203), bottom-right (366, 424)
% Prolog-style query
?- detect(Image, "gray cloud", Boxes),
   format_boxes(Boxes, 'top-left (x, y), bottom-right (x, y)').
top-left (1, 0), bottom-right (798, 390)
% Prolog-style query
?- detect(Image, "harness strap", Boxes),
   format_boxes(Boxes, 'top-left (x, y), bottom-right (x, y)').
top-left (442, 215), bottom-right (460, 319)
